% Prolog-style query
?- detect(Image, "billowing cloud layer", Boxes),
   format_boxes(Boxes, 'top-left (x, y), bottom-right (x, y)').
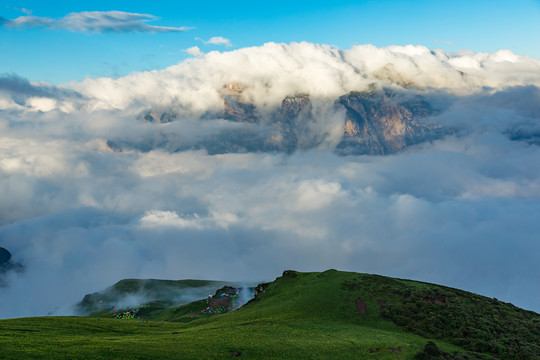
top-left (0, 11), bottom-right (191, 33)
top-left (0, 43), bottom-right (539, 318)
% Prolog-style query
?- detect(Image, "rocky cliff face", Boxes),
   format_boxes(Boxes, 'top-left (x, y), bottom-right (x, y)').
top-left (275, 94), bottom-right (312, 152)
top-left (335, 90), bottom-right (447, 155)
top-left (265, 89), bottom-right (448, 155)
top-left (107, 84), bottom-right (451, 156)
top-left (222, 83), bottom-right (257, 123)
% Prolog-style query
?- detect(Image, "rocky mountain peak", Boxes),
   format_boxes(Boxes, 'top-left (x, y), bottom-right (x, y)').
top-left (336, 89), bottom-right (445, 155)
top-left (222, 82), bottom-right (257, 122)
top-left (222, 82), bottom-right (244, 95)
top-left (280, 94), bottom-right (311, 120)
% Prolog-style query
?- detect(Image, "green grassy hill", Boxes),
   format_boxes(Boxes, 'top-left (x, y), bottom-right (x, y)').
top-left (1, 270), bottom-right (538, 359)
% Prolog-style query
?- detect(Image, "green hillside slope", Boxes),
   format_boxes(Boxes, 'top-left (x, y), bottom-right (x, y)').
top-left (1, 270), bottom-right (538, 360)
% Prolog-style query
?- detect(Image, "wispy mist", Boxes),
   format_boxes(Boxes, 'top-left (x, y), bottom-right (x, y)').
top-left (0, 43), bottom-right (539, 318)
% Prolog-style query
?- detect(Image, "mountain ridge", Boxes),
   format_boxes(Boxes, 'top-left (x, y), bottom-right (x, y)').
top-left (106, 85), bottom-right (453, 156)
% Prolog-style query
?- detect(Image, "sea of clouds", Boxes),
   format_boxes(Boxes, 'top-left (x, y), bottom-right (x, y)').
top-left (1, 42), bottom-right (539, 318)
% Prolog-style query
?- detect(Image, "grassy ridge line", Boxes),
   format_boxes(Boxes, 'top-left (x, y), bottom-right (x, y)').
top-left (1, 270), bottom-right (538, 359)
top-left (192, 269), bottom-right (536, 358)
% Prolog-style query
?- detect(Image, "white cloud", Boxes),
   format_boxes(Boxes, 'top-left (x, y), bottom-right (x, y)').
top-left (0, 42), bottom-right (540, 318)
top-left (185, 46), bottom-right (204, 57)
top-left (26, 97), bottom-right (57, 112)
top-left (139, 210), bottom-right (203, 229)
top-left (196, 36), bottom-right (232, 47)
top-left (293, 180), bottom-right (344, 211)
top-left (65, 42), bottom-right (540, 116)
top-left (131, 150), bottom-right (214, 178)
top-left (1, 11), bottom-right (191, 33)
top-left (206, 36), bottom-right (232, 47)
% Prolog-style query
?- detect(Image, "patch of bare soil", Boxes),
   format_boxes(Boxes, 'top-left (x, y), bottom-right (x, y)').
top-left (208, 297), bottom-right (232, 308)
top-left (355, 298), bottom-right (368, 315)
top-left (425, 297), bottom-right (446, 304)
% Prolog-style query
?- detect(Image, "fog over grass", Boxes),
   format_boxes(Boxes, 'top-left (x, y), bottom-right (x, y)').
top-left (0, 42), bottom-right (539, 318)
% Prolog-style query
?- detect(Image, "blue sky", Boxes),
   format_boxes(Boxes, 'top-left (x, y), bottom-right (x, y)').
top-left (1, 0), bottom-right (539, 83)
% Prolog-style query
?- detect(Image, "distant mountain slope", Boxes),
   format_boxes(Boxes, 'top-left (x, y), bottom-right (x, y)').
top-left (75, 278), bottom-right (248, 315)
top-left (88, 284), bottom-right (254, 323)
